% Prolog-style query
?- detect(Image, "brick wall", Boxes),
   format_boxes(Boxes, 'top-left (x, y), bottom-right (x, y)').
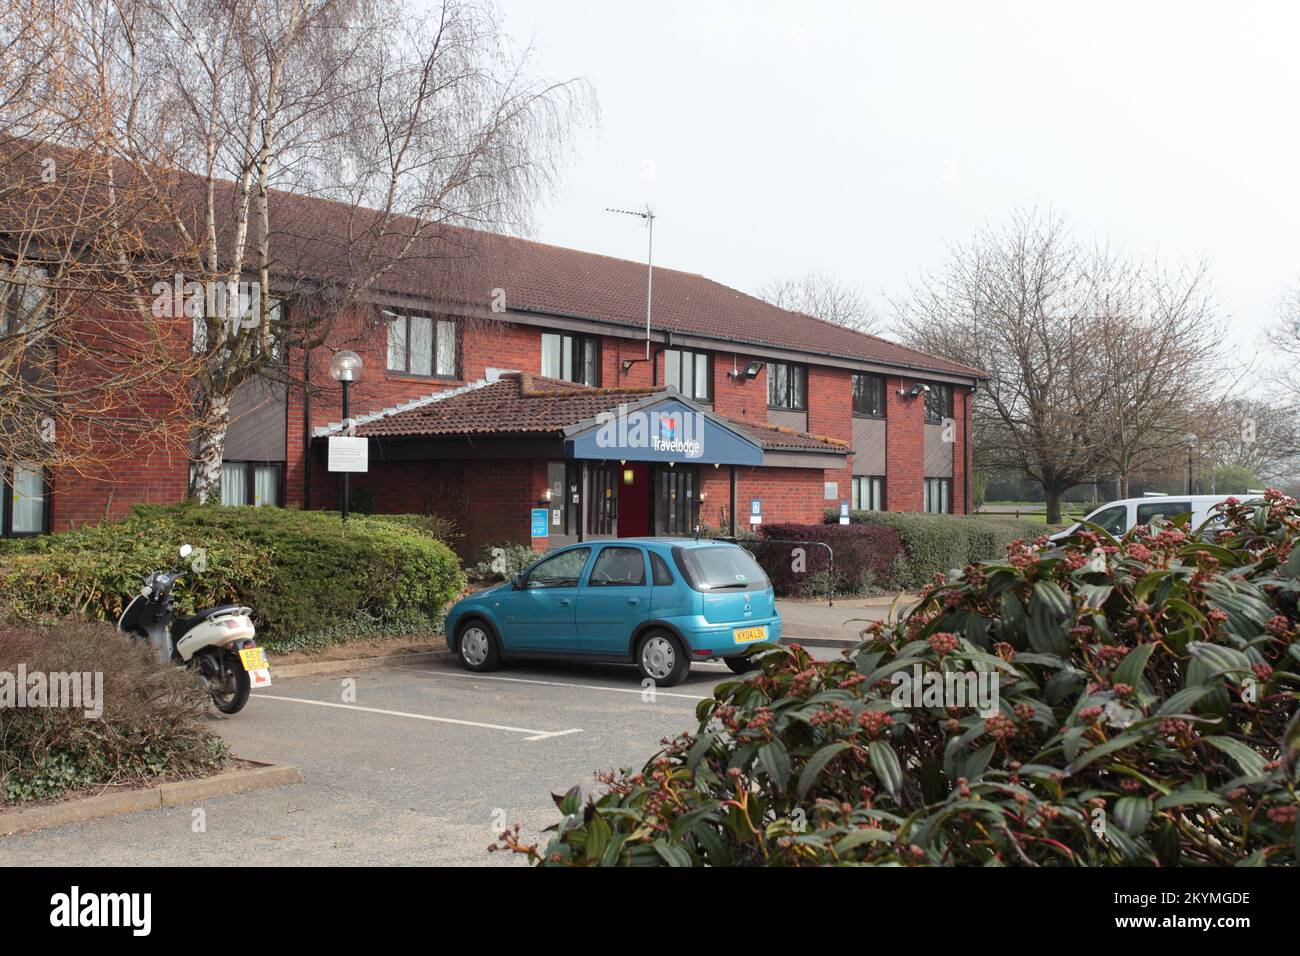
top-left (885, 376), bottom-right (925, 511)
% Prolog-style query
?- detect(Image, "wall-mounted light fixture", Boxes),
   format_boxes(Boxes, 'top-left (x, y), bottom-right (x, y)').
top-left (899, 382), bottom-right (930, 399)
top-left (733, 360), bottom-right (764, 381)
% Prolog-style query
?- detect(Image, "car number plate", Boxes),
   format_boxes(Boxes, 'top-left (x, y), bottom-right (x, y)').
top-left (733, 625), bottom-right (767, 644)
top-left (238, 647), bottom-right (269, 671)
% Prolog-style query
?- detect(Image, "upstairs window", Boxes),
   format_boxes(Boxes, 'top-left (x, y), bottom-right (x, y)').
top-left (541, 331), bottom-right (600, 386)
top-left (388, 314), bottom-right (457, 377)
top-left (767, 361), bottom-right (807, 410)
top-left (663, 348), bottom-right (710, 400)
top-left (852, 372), bottom-right (885, 418)
top-left (0, 265), bottom-right (49, 336)
top-left (924, 383), bottom-right (954, 424)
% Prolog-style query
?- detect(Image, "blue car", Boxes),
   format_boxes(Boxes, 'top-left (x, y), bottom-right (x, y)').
top-left (445, 538), bottom-right (780, 686)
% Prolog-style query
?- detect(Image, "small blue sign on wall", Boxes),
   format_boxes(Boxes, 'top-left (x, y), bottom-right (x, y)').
top-left (749, 498), bottom-right (762, 525)
top-left (839, 502), bottom-right (850, 524)
top-left (530, 508), bottom-right (549, 538)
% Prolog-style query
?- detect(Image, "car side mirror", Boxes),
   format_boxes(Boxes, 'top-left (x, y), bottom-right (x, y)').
top-left (511, 573), bottom-right (526, 590)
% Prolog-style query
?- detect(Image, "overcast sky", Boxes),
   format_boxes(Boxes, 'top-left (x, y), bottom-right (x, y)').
top-left (490, 0), bottom-right (1299, 351)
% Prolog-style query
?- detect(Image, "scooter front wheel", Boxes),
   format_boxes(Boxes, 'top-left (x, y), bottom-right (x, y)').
top-left (197, 652), bottom-right (251, 715)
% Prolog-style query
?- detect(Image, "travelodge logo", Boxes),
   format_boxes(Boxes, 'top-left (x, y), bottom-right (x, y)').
top-left (595, 405), bottom-right (703, 458)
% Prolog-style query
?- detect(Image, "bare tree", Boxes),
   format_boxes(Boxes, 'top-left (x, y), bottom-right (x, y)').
top-left (0, 5), bottom-right (198, 492)
top-left (22, 0), bottom-right (595, 501)
top-left (758, 271), bottom-right (881, 334)
top-left (898, 208), bottom-right (1221, 523)
top-left (1090, 259), bottom-right (1222, 497)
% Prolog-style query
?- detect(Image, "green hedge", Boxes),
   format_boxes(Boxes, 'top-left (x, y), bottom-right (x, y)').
top-left (823, 509), bottom-right (1045, 590)
top-left (0, 504), bottom-right (466, 653)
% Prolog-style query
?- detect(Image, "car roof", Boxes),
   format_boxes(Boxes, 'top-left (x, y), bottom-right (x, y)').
top-left (556, 537), bottom-right (739, 551)
top-left (1088, 494), bottom-right (1257, 510)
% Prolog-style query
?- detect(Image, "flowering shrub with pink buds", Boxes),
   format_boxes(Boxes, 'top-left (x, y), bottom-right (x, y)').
top-left (495, 491), bottom-right (1300, 866)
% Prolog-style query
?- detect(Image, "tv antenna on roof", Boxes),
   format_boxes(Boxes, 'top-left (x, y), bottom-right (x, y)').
top-left (606, 204), bottom-right (655, 373)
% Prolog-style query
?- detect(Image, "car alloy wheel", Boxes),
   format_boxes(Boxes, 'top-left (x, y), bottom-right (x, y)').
top-left (640, 635), bottom-right (677, 681)
top-left (460, 625), bottom-right (490, 667)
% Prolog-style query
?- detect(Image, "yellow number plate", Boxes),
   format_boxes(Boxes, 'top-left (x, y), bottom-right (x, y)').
top-left (733, 625), bottom-right (768, 644)
top-left (238, 647), bottom-right (269, 671)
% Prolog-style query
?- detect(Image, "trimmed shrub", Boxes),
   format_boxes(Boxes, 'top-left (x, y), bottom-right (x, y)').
top-left (825, 510), bottom-right (1045, 590)
top-left (0, 622), bottom-right (227, 804)
top-left (751, 523), bottom-right (903, 598)
top-left (495, 491), bottom-right (1300, 866)
top-left (470, 542), bottom-right (539, 582)
top-left (0, 503), bottom-right (466, 653)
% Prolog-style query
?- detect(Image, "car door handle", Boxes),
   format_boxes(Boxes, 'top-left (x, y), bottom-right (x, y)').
top-left (557, 598), bottom-right (572, 606)
top-left (626, 598), bottom-right (640, 606)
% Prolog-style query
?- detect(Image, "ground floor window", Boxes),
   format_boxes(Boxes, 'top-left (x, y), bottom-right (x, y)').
top-left (1, 462), bottom-right (49, 536)
top-left (852, 475), bottom-right (885, 511)
top-left (923, 477), bottom-right (951, 514)
top-left (219, 461), bottom-right (282, 507)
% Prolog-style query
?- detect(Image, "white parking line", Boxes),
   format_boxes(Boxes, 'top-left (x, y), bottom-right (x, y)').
top-left (255, 693), bottom-right (583, 741)
top-left (396, 664), bottom-right (715, 701)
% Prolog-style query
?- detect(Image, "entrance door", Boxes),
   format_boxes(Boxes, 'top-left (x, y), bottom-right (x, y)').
top-left (653, 465), bottom-right (698, 536)
top-left (618, 462), bottom-right (651, 538)
top-left (585, 464), bottom-right (618, 538)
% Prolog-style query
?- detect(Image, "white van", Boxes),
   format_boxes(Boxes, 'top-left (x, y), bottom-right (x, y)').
top-left (1050, 494), bottom-right (1253, 541)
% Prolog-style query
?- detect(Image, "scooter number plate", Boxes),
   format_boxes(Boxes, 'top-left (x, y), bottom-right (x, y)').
top-left (238, 647), bottom-right (269, 671)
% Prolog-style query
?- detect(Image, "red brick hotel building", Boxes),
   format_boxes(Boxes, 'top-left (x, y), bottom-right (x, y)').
top-left (30, 190), bottom-right (985, 554)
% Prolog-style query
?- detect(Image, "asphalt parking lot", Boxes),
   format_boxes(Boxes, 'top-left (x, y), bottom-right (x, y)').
top-left (0, 649), bottom-right (836, 866)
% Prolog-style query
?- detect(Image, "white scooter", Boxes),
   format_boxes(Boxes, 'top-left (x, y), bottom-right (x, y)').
top-left (117, 544), bottom-right (271, 714)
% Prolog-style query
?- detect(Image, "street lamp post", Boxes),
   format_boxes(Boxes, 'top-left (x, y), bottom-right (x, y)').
top-left (329, 350), bottom-right (364, 522)
top-left (1185, 434), bottom-right (1197, 496)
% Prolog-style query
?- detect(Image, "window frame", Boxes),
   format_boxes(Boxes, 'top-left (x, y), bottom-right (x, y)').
top-left (767, 361), bottom-right (807, 411)
top-left (1, 462), bottom-right (51, 537)
top-left (923, 477), bottom-right (952, 514)
top-left (386, 312), bottom-right (459, 379)
top-left (851, 475), bottom-right (885, 511)
top-left (540, 330), bottom-right (601, 386)
top-left (523, 546), bottom-right (591, 589)
top-left (923, 382), bottom-right (954, 425)
top-left (1, 264), bottom-right (50, 337)
top-left (851, 372), bottom-right (886, 419)
top-left (199, 460), bottom-right (283, 508)
top-left (1136, 501), bottom-right (1192, 526)
top-left (588, 546), bottom-right (648, 588)
top-left (662, 348), bottom-right (711, 401)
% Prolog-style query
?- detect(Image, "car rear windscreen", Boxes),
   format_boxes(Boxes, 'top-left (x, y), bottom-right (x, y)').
top-left (673, 545), bottom-right (771, 591)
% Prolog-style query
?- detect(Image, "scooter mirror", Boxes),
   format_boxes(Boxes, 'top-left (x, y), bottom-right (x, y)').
top-left (140, 585), bottom-right (151, 597)
top-left (179, 543), bottom-right (193, 560)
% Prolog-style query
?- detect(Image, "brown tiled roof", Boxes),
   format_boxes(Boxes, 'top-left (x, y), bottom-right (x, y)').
top-left (347, 372), bottom-right (846, 455)
top-left (0, 136), bottom-right (983, 380)
top-left (268, 202), bottom-right (986, 379)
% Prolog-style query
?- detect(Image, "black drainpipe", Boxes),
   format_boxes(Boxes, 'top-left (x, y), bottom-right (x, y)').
top-left (303, 345), bottom-right (312, 510)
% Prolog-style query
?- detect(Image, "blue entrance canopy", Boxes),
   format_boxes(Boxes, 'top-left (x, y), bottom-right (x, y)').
top-left (563, 395), bottom-right (763, 466)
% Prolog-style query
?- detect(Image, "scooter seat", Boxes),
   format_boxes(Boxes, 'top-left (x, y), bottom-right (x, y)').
top-left (173, 605), bottom-right (250, 639)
